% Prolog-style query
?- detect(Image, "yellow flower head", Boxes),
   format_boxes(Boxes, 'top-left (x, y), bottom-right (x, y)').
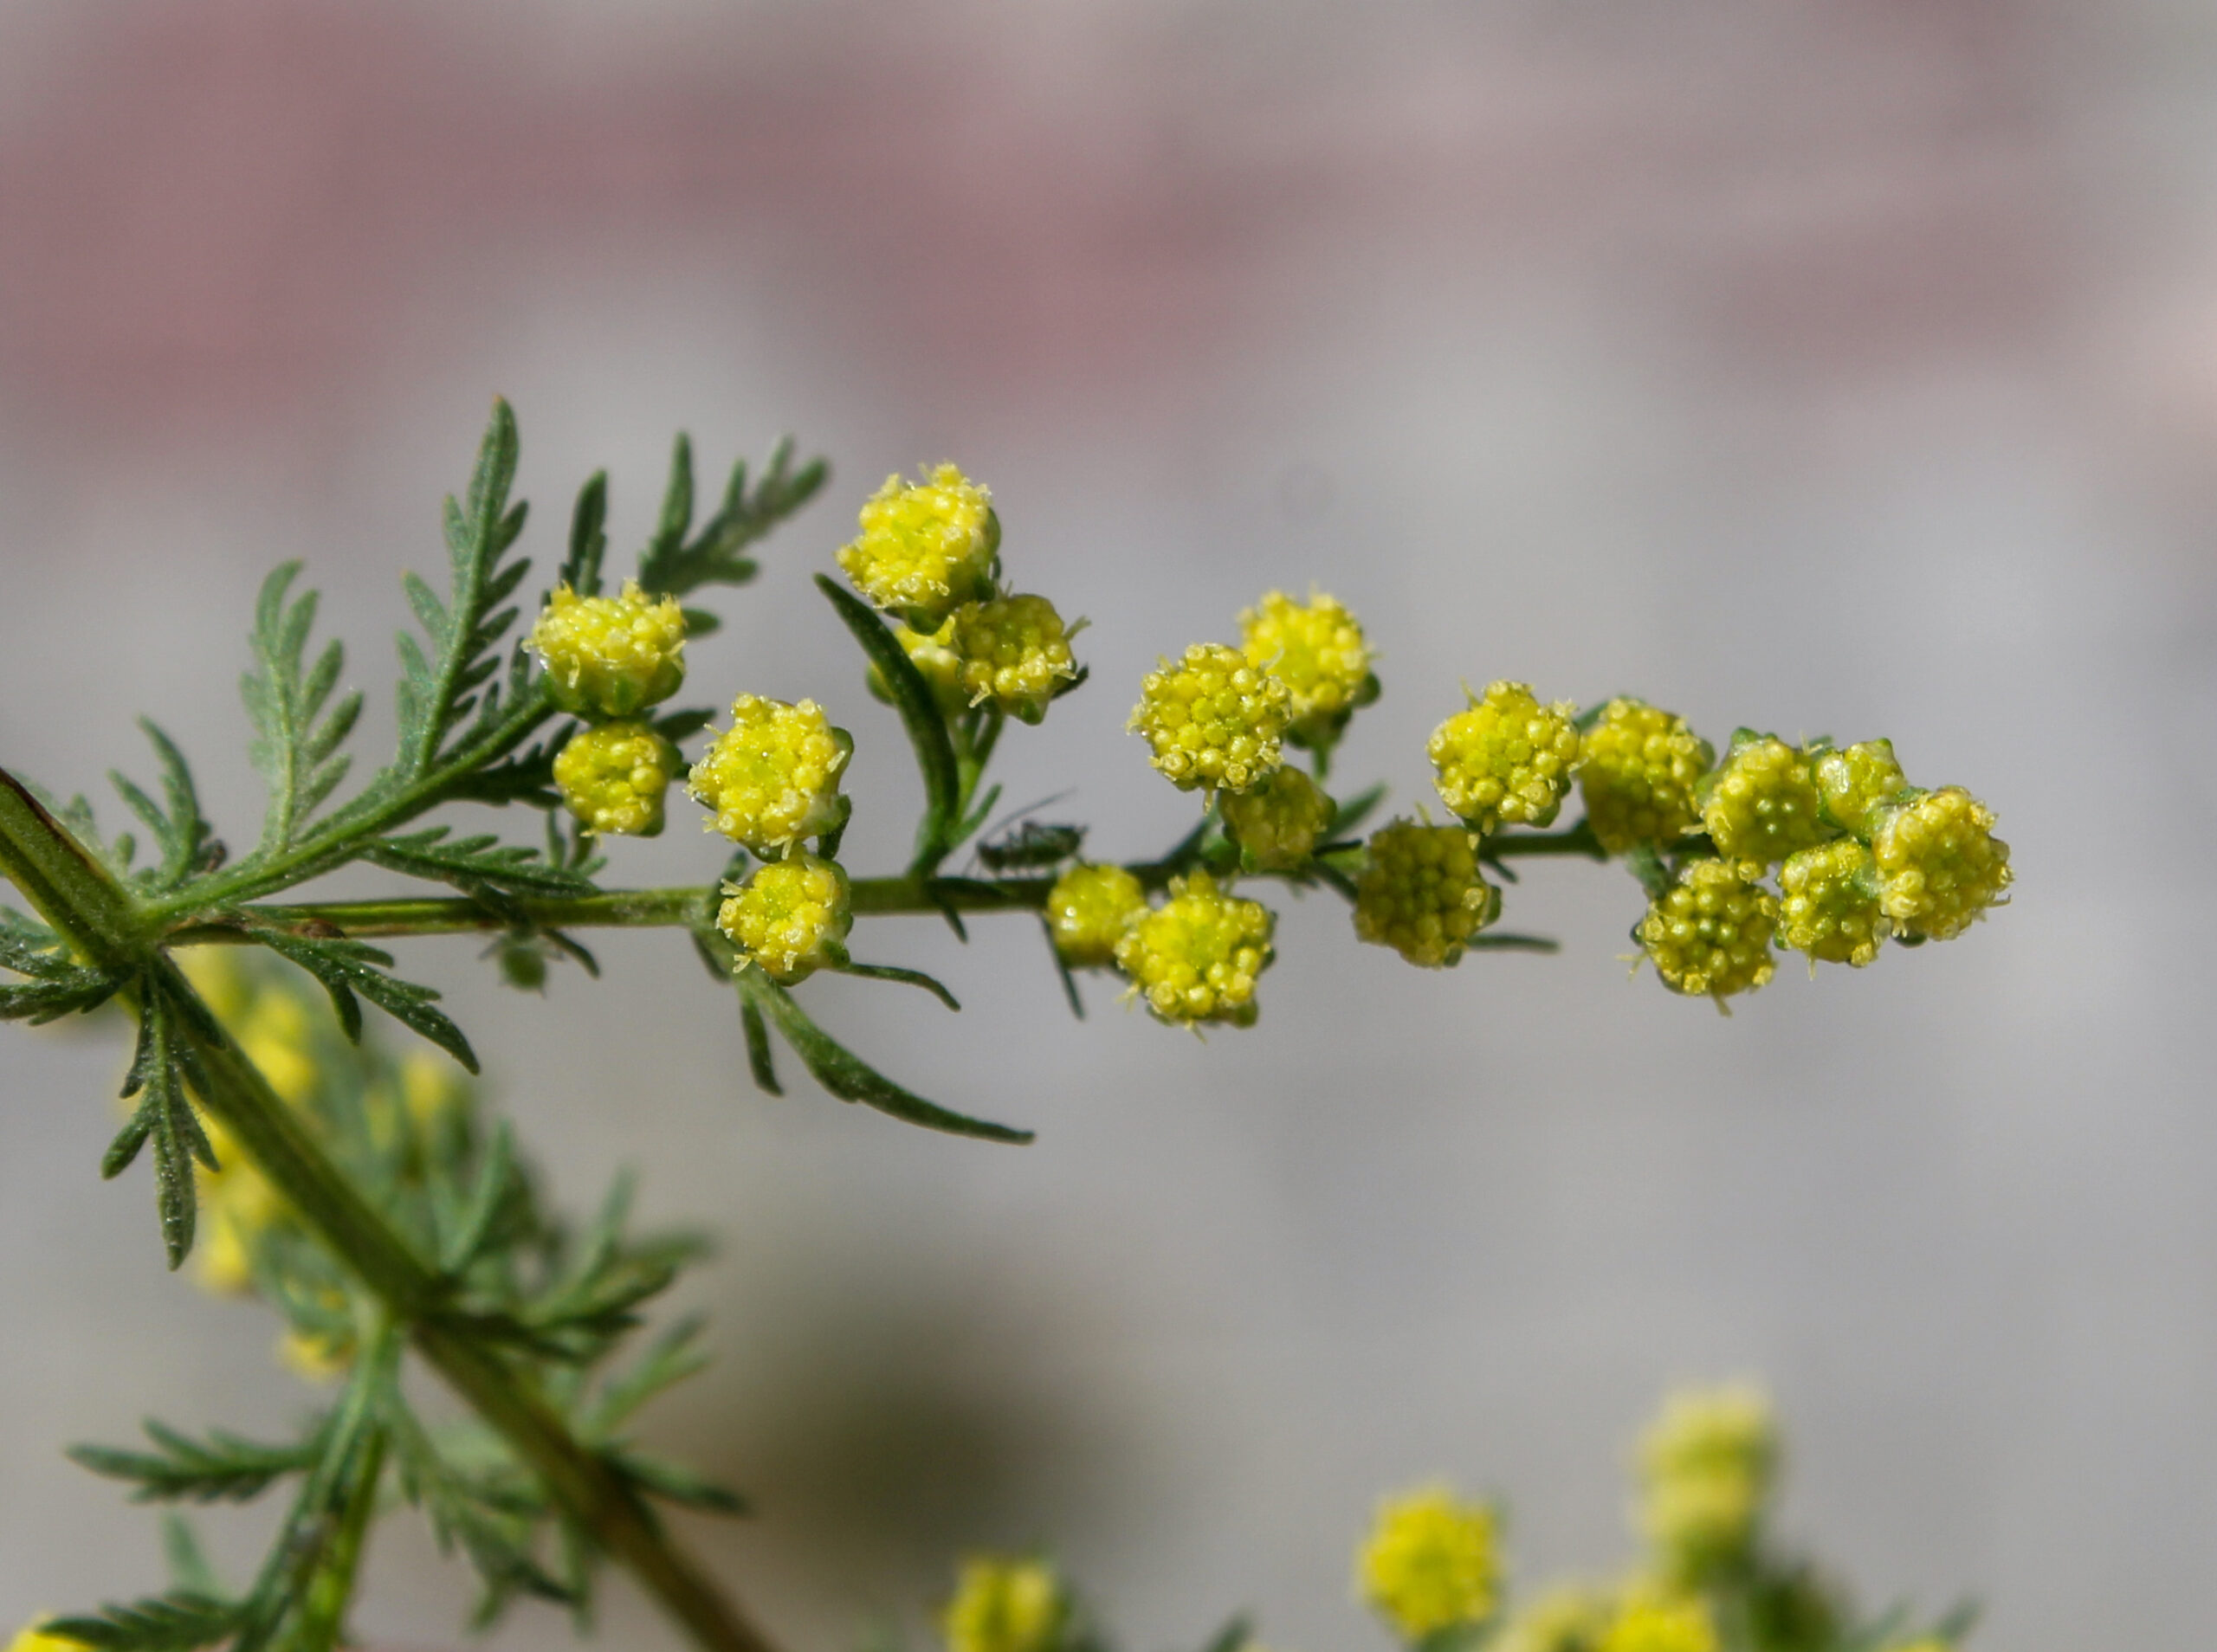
top-left (879, 615), bottom-right (969, 717)
top-left (953, 594), bottom-right (1081, 725)
top-left (1496, 1585), bottom-right (1613, 1652)
top-left (1778, 841), bottom-right (1887, 968)
top-left (1046, 862), bottom-right (1147, 969)
top-left (940, 1556), bottom-right (1067, 1652)
top-left (1239, 588), bottom-right (1376, 745)
top-left (1354, 820), bottom-right (1496, 969)
top-left (839, 464), bottom-right (1000, 632)
top-left (196, 1165), bottom-right (281, 1297)
top-left (1636, 1384), bottom-right (1777, 1578)
top-left (1871, 787), bottom-right (2011, 942)
top-left (1113, 871), bottom-right (1275, 1027)
top-left (717, 854), bottom-right (853, 984)
top-left (1129, 643), bottom-right (1293, 794)
top-left (1700, 736), bottom-right (1830, 874)
top-left (1429, 681), bottom-right (1582, 836)
top-left (553, 720), bottom-right (678, 836)
top-left (1597, 1600), bottom-right (1718, 1652)
top-left (1638, 859), bottom-right (1777, 1005)
top-left (1812, 739), bottom-right (1908, 840)
top-left (1578, 700), bottom-right (1711, 855)
top-left (688, 694), bottom-right (853, 855)
top-left (1220, 766), bottom-right (1335, 871)
top-left (529, 578), bottom-right (688, 719)
top-left (1356, 1484), bottom-right (1502, 1641)
top-left (279, 1325), bottom-right (354, 1384)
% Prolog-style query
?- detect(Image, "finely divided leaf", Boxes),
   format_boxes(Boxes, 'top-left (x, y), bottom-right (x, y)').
top-left (68, 1422), bottom-right (317, 1505)
top-left (109, 721), bottom-right (220, 892)
top-left (735, 971), bottom-right (1031, 1144)
top-left (364, 827), bottom-right (597, 901)
top-left (241, 564), bottom-right (362, 855)
top-left (42, 1595), bottom-right (242, 1652)
top-left (254, 929), bottom-right (479, 1073)
top-left (559, 470), bottom-right (609, 597)
top-left (109, 987), bottom-right (218, 1269)
top-left (635, 433), bottom-right (826, 601)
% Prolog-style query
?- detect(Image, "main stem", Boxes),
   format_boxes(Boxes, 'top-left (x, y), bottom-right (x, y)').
top-left (0, 772), bottom-right (776, 1652)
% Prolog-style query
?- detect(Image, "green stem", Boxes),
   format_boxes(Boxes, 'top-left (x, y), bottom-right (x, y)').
top-left (294, 1315), bottom-right (398, 1652)
top-left (0, 770), bottom-right (777, 1652)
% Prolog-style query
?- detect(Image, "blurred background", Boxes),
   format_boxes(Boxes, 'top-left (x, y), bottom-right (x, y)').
top-left (1, 0), bottom-right (2214, 1646)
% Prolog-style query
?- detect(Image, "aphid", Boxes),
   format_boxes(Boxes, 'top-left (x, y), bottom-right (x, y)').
top-left (977, 819), bottom-right (1086, 872)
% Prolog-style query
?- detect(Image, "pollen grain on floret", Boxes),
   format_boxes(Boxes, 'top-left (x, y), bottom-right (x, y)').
top-left (952, 593), bottom-right (1081, 725)
top-left (1637, 858), bottom-right (1777, 1006)
top-left (1355, 1483), bottom-right (1502, 1642)
top-left (1354, 819), bottom-right (1496, 969)
top-left (1778, 839), bottom-right (1887, 968)
top-left (1113, 870), bottom-right (1275, 1027)
top-left (1045, 862), bottom-right (1147, 969)
top-left (940, 1555), bottom-right (1068, 1652)
top-left (1429, 680), bottom-right (1582, 836)
top-left (1128, 643), bottom-right (1293, 795)
top-left (838, 463), bottom-right (999, 632)
top-left (1220, 766), bottom-right (1335, 871)
top-left (688, 694), bottom-right (852, 855)
top-left (1812, 738), bottom-right (1908, 839)
top-left (1871, 786), bottom-right (2011, 941)
top-left (528, 578), bottom-right (687, 720)
top-left (1577, 700), bottom-right (1712, 855)
top-left (553, 720), bottom-right (678, 836)
top-left (717, 854), bottom-right (852, 984)
top-left (1238, 587), bottom-right (1377, 746)
top-left (1700, 734), bottom-right (1830, 874)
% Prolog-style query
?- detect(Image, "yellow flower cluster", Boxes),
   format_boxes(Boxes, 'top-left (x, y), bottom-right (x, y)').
top-left (1777, 840), bottom-right (1885, 968)
top-left (1873, 786), bottom-right (2013, 941)
top-left (1813, 739), bottom-right (1907, 837)
top-left (688, 694), bottom-right (852, 855)
top-left (1045, 862), bottom-right (1147, 968)
top-left (952, 593), bottom-right (1080, 724)
top-left (717, 855), bottom-right (852, 984)
top-left (1578, 700), bottom-right (1713, 855)
top-left (1239, 588), bottom-right (1376, 746)
top-left (1356, 1484), bottom-right (1502, 1640)
top-left (553, 720), bottom-right (678, 836)
top-left (1220, 767), bottom-right (1335, 871)
top-left (1129, 643), bottom-right (1294, 794)
top-left (941, 1556), bottom-right (1067, 1652)
top-left (1114, 871), bottom-right (1274, 1027)
top-left (1354, 820), bottom-right (1496, 969)
top-left (839, 464), bottom-right (1001, 632)
top-left (1429, 681), bottom-right (1581, 835)
top-left (529, 578), bottom-right (688, 719)
top-left (1637, 858), bottom-right (1779, 1005)
top-left (1700, 735), bottom-right (1829, 874)
top-left (1636, 1384), bottom-right (1777, 1582)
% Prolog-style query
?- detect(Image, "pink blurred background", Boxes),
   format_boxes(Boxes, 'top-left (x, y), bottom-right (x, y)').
top-left (3, 3), bottom-right (2215, 1648)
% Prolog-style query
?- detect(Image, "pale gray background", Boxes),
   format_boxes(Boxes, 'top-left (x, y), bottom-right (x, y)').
top-left (0, 2), bottom-right (2212, 1648)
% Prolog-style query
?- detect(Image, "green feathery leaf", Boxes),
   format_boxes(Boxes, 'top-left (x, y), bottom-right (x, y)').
top-left (41, 1595), bottom-right (242, 1652)
top-left (635, 433), bottom-right (826, 601)
top-left (814, 574), bottom-right (962, 874)
top-left (109, 721), bottom-right (220, 893)
top-left (68, 1422), bottom-right (319, 1505)
top-left (107, 984), bottom-right (217, 1269)
top-left (253, 929), bottom-right (479, 1073)
top-left (241, 565), bottom-right (362, 856)
top-left (362, 827), bottom-right (597, 902)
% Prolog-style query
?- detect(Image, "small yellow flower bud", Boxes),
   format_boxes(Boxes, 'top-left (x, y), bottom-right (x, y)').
top-left (717, 854), bottom-right (852, 984)
top-left (1778, 840), bottom-right (1887, 967)
top-left (876, 616), bottom-right (968, 717)
top-left (1578, 700), bottom-right (1712, 855)
top-left (1220, 766), bottom-right (1335, 870)
top-left (1238, 588), bottom-right (1377, 745)
top-left (1701, 736), bottom-right (1830, 874)
top-left (1114, 871), bottom-right (1275, 1027)
top-left (838, 464), bottom-right (999, 631)
top-left (1872, 787), bottom-right (2011, 941)
top-left (1354, 820), bottom-right (1496, 969)
top-left (952, 594), bottom-right (1079, 724)
top-left (688, 694), bottom-right (853, 855)
top-left (940, 1557), bottom-right (1067, 1652)
top-left (1637, 1384), bottom-right (1777, 1580)
top-left (1498, 1586), bottom-right (1613, 1652)
top-left (1813, 739), bottom-right (1907, 839)
top-left (1597, 1600), bottom-right (1719, 1652)
top-left (279, 1325), bottom-right (353, 1384)
top-left (528, 579), bottom-right (687, 719)
top-left (1355, 1484), bottom-right (1502, 1641)
top-left (553, 720), bottom-right (677, 836)
top-left (1638, 860), bottom-right (1778, 1004)
top-left (1429, 681), bottom-right (1581, 835)
top-left (1128, 644), bottom-right (1293, 794)
top-left (1045, 862), bottom-right (1147, 968)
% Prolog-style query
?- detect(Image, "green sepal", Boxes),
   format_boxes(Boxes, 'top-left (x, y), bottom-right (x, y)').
top-left (814, 574), bottom-right (963, 874)
top-left (734, 968), bottom-right (1031, 1144)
